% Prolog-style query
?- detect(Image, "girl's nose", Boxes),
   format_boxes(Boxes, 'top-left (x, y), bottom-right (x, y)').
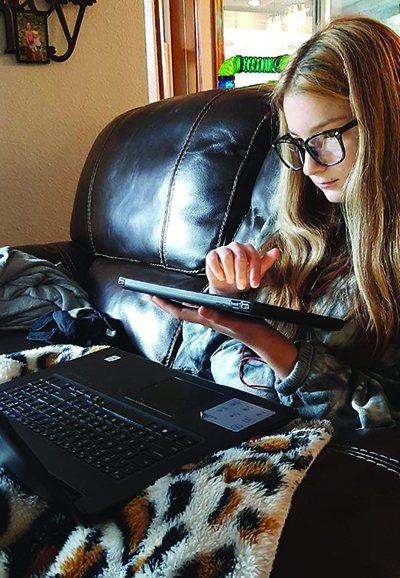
top-left (302, 151), bottom-right (325, 177)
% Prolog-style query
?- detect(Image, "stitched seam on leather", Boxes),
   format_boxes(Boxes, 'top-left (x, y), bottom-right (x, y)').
top-left (93, 251), bottom-right (206, 275)
top-left (160, 90), bottom-right (229, 267)
top-left (162, 278), bottom-right (208, 365)
top-left (331, 446), bottom-right (400, 476)
top-left (54, 244), bottom-right (79, 281)
top-left (218, 111), bottom-right (271, 246)
top-left (231, 213), bottom-right (248, 242)
top-left (331, 444), bottom-right (400, 466)
top-left (163, 321), bottom-right (183, 366)
top-left (86, 115), bottom-right (129, 254)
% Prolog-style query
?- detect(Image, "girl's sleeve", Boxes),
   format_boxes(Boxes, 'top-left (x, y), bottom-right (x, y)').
top-left (275, 339), bottom-right (400, 428)
top-left (209, 330), bottom-right (400, 429)
top-left (174, 312), bottom-right (400, 428)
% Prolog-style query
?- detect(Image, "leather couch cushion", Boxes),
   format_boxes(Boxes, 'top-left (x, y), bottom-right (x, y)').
top-left (86, 258), bottom-right (208, 363)
top-left (70, 86), bottom-right (276, 272)
top-left (233, 147), bottom-right (281, 246)
top-left (271, 424), bottom-right (400, 577)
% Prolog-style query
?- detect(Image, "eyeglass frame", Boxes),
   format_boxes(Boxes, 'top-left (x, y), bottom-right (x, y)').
top-left (271, 118), bottom-right (358, 171)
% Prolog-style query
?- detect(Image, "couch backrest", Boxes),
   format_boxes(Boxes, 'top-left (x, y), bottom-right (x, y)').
top-left (70, 86), bottom-right (275, 272)
top-left (70, 86), bottom-right (280, 363)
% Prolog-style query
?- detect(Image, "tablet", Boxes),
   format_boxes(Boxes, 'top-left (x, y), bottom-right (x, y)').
top-left (118, 277), bottom-right (344, 331)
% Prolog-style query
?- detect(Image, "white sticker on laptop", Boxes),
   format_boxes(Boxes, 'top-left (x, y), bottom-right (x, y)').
top-left (200, 398), bottom-right (275, 431)
top-left (104, 355), bottom-right (121, 362)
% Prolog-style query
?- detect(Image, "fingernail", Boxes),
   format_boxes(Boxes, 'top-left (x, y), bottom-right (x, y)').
top-left (199, 307), bottom-right (211, 318)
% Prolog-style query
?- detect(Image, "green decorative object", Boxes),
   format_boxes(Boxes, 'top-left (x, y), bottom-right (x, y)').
top-left (218, 54), bottom-right (289, 88)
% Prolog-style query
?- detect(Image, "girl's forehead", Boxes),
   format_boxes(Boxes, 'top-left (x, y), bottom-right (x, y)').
top-left (283, 92), bottom-right (352, 136)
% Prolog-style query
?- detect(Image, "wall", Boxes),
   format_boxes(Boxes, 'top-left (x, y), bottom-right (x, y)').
top-left (0, 0), bottom-right (149, 246)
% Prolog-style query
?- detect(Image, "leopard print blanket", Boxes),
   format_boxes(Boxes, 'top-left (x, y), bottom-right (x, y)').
top-left (0, 345), bottom-right (332, 578)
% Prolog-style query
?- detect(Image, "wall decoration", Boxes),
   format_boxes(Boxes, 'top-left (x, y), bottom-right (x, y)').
top-left (0, 0), bottom-right (96, 63)
top-left (0, 1), bottom-right (15, 54)
top-left (15, 10), bottom-right (49, 63)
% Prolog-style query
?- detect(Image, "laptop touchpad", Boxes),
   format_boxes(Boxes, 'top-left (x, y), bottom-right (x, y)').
top-left (126, 377), bottom-right (222, 417)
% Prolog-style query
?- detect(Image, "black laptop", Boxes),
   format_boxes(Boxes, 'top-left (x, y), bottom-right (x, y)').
top-left (0, 347), bottom-right (297, 524)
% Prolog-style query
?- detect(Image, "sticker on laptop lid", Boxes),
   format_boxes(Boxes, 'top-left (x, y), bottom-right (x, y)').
top-left (200, 398), bottom-right (275, 431)
top-left (104, 355), bottom-right (121, 362)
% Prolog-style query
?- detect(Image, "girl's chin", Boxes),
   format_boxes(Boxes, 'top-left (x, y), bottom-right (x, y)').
top-left (319, 186), bottom-right (344, 203)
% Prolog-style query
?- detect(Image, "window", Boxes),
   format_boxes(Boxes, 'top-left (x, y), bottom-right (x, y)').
top-left (148, 0), bottom-right (400, 100)
top-left (221, 1), bottom-right (400, 88)
top-left (223, 1), bottom-right (313, 87)
top-left (331, 0), bottom-right (400, 34)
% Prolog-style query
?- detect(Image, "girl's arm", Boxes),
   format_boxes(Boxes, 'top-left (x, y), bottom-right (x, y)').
top-left (156, 297), bottom-right (399, 428)
top-left (205, 325), bottom-right (400, 429)
top-left (272, 337), bottom-right (399, 428)
top-left (151, 297), bottom-right (298, 379)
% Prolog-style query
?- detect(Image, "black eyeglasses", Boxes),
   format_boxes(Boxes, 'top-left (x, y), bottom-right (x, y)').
top-left (271, 119), bottom-right (358, 171)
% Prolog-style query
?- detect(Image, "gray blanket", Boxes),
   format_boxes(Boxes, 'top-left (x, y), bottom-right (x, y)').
top-left (0, 246), bottom-right (90, 330)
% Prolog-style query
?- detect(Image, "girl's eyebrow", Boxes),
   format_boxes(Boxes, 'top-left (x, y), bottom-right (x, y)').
top-left (288, 116), bottom-right (351, 137)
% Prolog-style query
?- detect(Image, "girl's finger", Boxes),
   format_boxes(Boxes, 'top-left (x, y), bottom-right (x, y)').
top-left (214, 247), bottom-right (236, 285)
top-left (260, 248), bottom-right (281, 277)
top-left (230, 243), bottom-right (251, 291)
top-left (206, 250), bottom-right (226, 282)
top-left (241, 243), bottom-right (264, 288)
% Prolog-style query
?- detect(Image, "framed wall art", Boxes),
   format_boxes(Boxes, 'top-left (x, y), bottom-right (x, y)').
top-left (15, 10), bottom-right (49, 64)
top-left (1, 1), bottom-right (96, 64)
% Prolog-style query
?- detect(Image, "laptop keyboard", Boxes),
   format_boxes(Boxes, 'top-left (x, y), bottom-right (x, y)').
top-left (0, 376), bottom-right (199, 481)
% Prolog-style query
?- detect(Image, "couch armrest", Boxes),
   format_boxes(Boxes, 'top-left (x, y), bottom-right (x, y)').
top-left (15, 241), bottom-right (94, 287)
top-left (272, 423), bottom-right (400, 577)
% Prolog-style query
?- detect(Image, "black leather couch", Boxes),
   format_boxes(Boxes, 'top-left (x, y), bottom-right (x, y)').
top-left (5, 86), bottom-right (400, 577)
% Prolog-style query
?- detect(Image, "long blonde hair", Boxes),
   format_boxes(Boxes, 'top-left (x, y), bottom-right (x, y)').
top-left (260, 15), bottom-right (400, 361)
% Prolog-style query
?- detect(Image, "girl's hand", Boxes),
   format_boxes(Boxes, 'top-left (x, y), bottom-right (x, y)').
top-left (150, 297), bottom-right (298, 379)
top-left (205, 242), bottom-right (280, 296)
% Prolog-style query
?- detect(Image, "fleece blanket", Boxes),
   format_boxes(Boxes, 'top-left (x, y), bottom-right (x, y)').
top-left (0, 345), bottom-right (332, 578)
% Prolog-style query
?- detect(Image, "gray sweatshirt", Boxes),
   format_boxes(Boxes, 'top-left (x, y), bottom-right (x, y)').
top-left (0, 246), bottom-right (90, 330)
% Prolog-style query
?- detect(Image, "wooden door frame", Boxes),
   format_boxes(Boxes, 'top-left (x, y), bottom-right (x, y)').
top-left (213, 0), bottom-right (225, 81)
top-left (153, 0), bottom-right (165, 99)
top-left (153, 0), bottom-right (222, 97)
top-left (169, 0), bottom-right (199, 95)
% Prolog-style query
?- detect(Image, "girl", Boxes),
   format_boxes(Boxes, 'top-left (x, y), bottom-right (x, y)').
top-left (152, 15), bottom-right (400, 429)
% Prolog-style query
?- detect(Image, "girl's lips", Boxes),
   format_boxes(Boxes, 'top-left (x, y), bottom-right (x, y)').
top-left (315, 179), bottom-right (339, 189)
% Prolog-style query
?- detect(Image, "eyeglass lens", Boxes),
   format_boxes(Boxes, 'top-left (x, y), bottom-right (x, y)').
top-left (276, 133), bottom-right (344, 169)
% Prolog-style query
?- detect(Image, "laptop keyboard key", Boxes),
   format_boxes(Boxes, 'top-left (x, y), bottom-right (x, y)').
top-left (122, 449), bottom-right (138, 460)
top-left (111, 458), bottom-right (128, 469)
top-left (145, 448), bottom-right (168, 461)
top-left (114, 432), bottom-right (130, 442)
top-left (153, 437), bottom-right (182, 454)
top-left (109, 471), bottom-right (125, 480)
top-left (83, 455), bottom-right (96, 464)
top-left (142, 433), bottom-right (160, 443)
top-left (175, 436), bottom-right (196, 448)
top-left (93, 449), bottom-right (109, 459)
top-left (133, 442), bottom-right (150, 452)
top-left (159, 426), bottom-right (176, 437)
top-left (132, 455), bottom-right (154, 468)
top-left (102, 455), bottom-right (120, 464)
top-left (165, 432), bottom-right (183, 442)
top-left (121, 464), bottom-right (140, 475)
